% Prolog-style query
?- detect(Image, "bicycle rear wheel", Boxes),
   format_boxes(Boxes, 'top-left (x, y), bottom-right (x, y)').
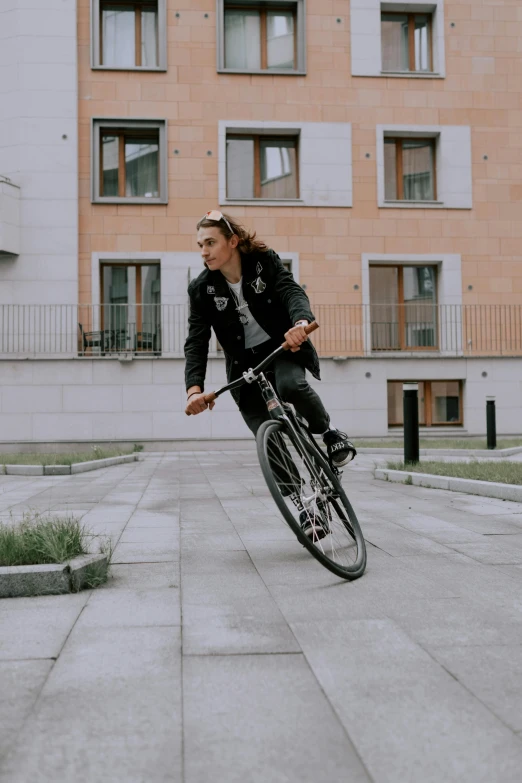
top-left (256, 419), bottom-right (366, 580)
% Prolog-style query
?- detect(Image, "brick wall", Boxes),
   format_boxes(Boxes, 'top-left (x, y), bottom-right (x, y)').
top-left (77, 0), bottom-right (522, 308)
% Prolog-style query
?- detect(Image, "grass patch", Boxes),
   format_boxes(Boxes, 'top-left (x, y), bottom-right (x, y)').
top-left (359, 438), bottom-right (522, 450)
top-left (387, 460), bottom-right (522, 485)
top-left (0, 445), bottom-right (136, 466)
top-left (0, 512), bottom-right (112, 568)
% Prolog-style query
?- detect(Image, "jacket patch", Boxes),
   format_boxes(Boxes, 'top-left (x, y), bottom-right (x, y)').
top-left (214, 296), bottom-right (229, 311)
top-left (251, 276), bottom-right (266, 294)
top-left (256, 261), bottom-right (263, 275)
top-left (207, 285), bottom-right (215, 294)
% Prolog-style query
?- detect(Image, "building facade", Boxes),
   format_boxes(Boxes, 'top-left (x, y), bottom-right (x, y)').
top-left (0, 0), bottom-right (521, 444)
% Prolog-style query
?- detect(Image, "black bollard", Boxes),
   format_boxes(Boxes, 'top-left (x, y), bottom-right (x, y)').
top-left (403, 383), bottom-right (420, 464)
top-left (486, 397), bottom-right (496, 450)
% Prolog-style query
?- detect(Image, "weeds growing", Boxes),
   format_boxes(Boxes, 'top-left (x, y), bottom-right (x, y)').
top-left (0, 512), bottom-right (112, 568)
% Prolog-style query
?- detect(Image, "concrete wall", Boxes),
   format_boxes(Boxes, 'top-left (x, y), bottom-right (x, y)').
top-left (0, 356), bottom-right (519, 443)
top-left (0, 0), bottom-right (78, 304)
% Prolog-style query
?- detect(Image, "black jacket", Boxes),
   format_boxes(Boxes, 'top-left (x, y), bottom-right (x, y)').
top-left (184, 249), bottom-right (320, 400)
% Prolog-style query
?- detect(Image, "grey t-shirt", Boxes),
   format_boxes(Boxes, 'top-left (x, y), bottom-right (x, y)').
top-left (227, 279), bottom-right (270, 348)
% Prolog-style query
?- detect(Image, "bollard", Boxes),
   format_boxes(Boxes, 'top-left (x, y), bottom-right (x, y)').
top-left (486, 396), bottom-right (496, 450)
top-left (403, 383), bottom-right (420, 464)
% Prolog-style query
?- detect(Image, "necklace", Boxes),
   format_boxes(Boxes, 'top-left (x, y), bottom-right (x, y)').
top-left (229, 280), bottom-right (250, 325)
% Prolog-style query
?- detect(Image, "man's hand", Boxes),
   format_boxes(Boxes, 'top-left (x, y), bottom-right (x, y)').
top-left (185, 392), bottom-right (215, 416)
top-left (284, 322), bottom-right (309, 352)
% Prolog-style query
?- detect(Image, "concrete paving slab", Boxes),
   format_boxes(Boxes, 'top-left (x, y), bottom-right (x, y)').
top-left (0, 627), bottom-right (182, 783)
top-left (106, 562), bottom-right (179, 591)
top-left (181, 550), bottom-right (301, 655)
top-left (450, 536), bottom-right (522, 565)
top-left (387, 596), bottom-right (522, 648)
top-left (77, 588), bottom-right (180, 628)
top-left (0, 594), bottom-right (88, 660)
top-left (126, 512), bottom-right (179, 528)
top-left (183, 653), bottom-right (370, 783)
top-left (430, 644), bottom-right (522, 733)
top-left (363, 522), bottom-right (456, 556)
top-left (118, 527), bottom-right (178, 545)
top-left (291, 618), bottom-right (522, 783)
top-left (112, 542), bottom-right (179, 564)
top-left (0, 660), bottom-right (53, 759)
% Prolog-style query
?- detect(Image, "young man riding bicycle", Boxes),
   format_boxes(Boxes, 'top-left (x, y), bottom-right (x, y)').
top-left (184, 211), bottom-right (356, 537)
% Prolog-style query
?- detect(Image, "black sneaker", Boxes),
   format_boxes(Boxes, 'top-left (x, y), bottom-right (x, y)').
top-left (299, 503), bottom-right (328, 541)
top-left (323, 429), bottom-right (357, 468)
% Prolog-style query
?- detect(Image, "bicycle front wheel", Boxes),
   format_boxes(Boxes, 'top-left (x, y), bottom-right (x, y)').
top-left (256, 419), bottom-right (366, 580)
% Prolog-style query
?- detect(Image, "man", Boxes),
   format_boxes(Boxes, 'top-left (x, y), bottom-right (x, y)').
top-left (184, 211), bottom-right (356, 536)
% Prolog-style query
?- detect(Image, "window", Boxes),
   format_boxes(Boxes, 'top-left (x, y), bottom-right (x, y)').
top-left (100, 262), bottom-right (161, 353)
top-left (218, 0), bottom-right (305, 74)
top-left (377, 125), bottom-right (472, 209)
top-left (226, 135), bottom-right (299, 200)
top-left (220, 120), bottom-right (352, 207)
top-left (92, 0), bottom-right (167, 70)
top-left (92, 119), bottom-right (167, 204)
top-left (350, 0), bottom-right (445, 79)
top-left (370, 265), bottom-right (437, 351)
top-left (384, 137), bottom-right (436, 202)
top-left (388, 381), bottom-right (462, 427)
top-left (381, 12), bottom-right (432, 73)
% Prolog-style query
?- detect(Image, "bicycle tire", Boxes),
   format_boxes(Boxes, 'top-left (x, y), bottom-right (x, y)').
top-left (256, 419), bottom-right (367, 581)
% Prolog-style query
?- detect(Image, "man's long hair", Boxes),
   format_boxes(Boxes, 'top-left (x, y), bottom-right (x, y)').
top-left (196, 213), bottom-right (268, 255)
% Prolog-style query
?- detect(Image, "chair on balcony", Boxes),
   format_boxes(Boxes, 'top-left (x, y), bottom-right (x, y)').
top-left (78, 323), bottom-right (106, 355)
top-left (135, 327), bottom-right (161, 354)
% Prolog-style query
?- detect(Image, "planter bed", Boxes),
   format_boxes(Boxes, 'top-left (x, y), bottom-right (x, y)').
top-left (375, 468), bottom-right (522, 502)
top-left (0, 553), bottom-right (109, 598)
top-left (0, 453), bottom-right (139, 476)
top-left (360, 446), bottom-right (522, 458)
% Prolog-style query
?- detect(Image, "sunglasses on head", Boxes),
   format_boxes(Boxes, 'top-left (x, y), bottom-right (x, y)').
top-left (201, 210), bottom-right (234, 234)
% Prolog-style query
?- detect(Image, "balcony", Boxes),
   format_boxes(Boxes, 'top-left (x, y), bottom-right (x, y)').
top-left (0, 177), bottom-right (20, 257)
top-left (0, 303), bottom-right (520, 358)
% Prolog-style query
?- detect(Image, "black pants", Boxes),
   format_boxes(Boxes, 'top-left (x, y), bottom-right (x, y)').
top-left (239, 341), bottom-right (330, 437)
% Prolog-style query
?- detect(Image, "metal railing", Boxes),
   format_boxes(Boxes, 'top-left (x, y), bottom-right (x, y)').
top-left (0, 303), bottom-right (521, 358)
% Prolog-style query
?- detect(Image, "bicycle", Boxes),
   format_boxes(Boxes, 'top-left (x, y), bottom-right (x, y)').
top-left (186, 322), bottom-right (367, 581)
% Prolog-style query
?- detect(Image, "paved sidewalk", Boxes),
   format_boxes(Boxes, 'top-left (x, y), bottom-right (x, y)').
top-left (1, 451), bottom-right (522, 782)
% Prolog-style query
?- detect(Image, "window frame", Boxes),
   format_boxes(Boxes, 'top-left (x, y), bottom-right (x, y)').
top-left (384, 136), bottom-right (437, 202)
top-left (95, 258), bottom-right (162, 354)
top-left (225, 132), bottom-right (300, 201)
top-left (350, 0), bottom-right (445, 80)
top-left (380, 10), bottom-right (433, 74)
top-left (370, 263), bottom-right (439, 352)
top-left (388, 380), bottom-right (463, 428)
top-left (217, 0), bottom-right (306, 75)
top-left (91, 0), bottom-right (167, 71)
top-left (92, 118), bottom-right (168, 205)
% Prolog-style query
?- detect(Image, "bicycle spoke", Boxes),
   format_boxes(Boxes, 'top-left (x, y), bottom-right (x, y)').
top-left (263, 424), bottom-right (362, 572)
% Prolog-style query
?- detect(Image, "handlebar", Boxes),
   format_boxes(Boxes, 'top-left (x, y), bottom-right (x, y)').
top-left (185, 321), bottom-right (319, 415)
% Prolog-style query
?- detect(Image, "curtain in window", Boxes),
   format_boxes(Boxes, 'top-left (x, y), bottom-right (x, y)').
top-left (141, 7), bottom-right (158, 67)
top-left (414, 16), bottom-right (430, 71)
top-left (224, 9), bottom-right (261, 69)
top-left (226, 138), bottom-right (254, 198)
top-left (102, 5), bottom-right (135, 67)
top-left (125, 138), bottom-right (159, 197)
top-left (403, 140), bottom-right (434, 200)
top-left (383, 140), bottom-right (397, 201)
top-left (370, 267), bottom-right (400, 350)
top-left (267, 11), bottom-right (294, 69)
top-left (381, 14), bottom-right (409, 71)
top-left (403, 266), bottom-right (437, 347)
top-left (102, 135), bottom-right (119, 196)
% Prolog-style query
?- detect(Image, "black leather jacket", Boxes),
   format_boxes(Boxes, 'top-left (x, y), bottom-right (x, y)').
top-left (184, 249), bottom-right (320, 400)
